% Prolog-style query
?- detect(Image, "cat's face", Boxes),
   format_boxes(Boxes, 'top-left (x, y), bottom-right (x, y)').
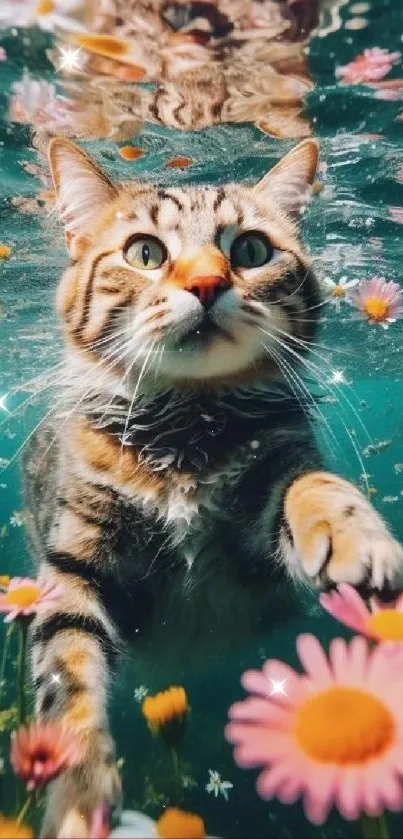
top-left (50, 138), bottom-right (320, 388)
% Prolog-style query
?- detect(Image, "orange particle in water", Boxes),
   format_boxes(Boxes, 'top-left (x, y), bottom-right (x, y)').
top-left (0, 244), bottom-right (12, 259)
top-left (118, 146), bottom-right (144, 161)
top-left (166, 156), bottom-right (193, 169)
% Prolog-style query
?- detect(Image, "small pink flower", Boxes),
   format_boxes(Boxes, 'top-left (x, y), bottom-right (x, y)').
top-left (336, 48), bottom-right (401, 85)
top-left (0, 47), bottom-right (6, 62)
top-left (389, 206), bottom-right (403, 224)
top-left (226, 634), bottom-right (403, 824)
top-left (89, 806), bottom-right (110, 839)
top-left (11, 721), bottom-right (82, 791)
top-left (0, 576), bottom-right (64, 622)
top-left (349, 276), bottom-right (403, 328)
top-left (321, 583), bottom-right (403, 642)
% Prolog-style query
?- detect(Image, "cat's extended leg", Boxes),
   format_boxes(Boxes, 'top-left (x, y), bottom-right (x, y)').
top-left (30, 490), bottom-right (122, 839)
top-left (280, 472), bottom-right (403, 589)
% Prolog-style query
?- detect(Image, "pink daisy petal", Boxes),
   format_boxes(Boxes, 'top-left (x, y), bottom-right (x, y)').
top-left (261, 659), bottom-right (303, 707)
top-left (343, 634), bottom-right (371, 684)
top-left (320, 585), bottom-right (370, 634)
top-left (255, 762), bottom-right (294, 801)
top-left (362, 764), bottom-right (389, 816)
top-left (296, 634), bottom-right (333, 687)
top-left (228, 697), bottom-right (290, 727)
top-left (228, 726), bottom-right (292, 763)
top-left (232, 733), bottom-right (290, 769)
top-left (337, 767), bottom-right (365, 821)
top-left (240, 669), bottom-right (271, 697)
top-left (366, 642), bottom-right (403, 695)
top-left (302, 766), bottom-right (340, 825)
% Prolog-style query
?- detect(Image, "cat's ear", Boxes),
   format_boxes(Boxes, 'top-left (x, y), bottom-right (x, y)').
top-left (253, 139), bottom-right (319, 219)
top-left (48, 138), bottom-right (118, 252)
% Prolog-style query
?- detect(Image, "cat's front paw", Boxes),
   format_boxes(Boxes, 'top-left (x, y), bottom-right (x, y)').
top-left (284, 472), bottom-right (403, 592)
top-left (41, 728), bottom-right (121, 839)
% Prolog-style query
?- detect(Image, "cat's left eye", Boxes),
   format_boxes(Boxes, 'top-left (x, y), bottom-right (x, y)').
top-left (230, 231), bottom-right (273, 269)
top-left (123, 235), bottom-right (167, 270)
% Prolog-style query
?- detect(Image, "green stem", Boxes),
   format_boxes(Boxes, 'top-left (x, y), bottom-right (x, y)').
top-left (17, 620), bottom-right (28, 727)
top-left (0, 623), bottom-right (13, 706)
top-left (360, 813), bottom-right (390, 839)
top-left (16, 792), bottom-right (33, 825)
top-left (171, 746), bottom-right (182, 805)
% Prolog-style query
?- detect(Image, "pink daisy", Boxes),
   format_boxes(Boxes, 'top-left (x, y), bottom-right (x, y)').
top-left (226, 634), bottom-right (403, 824)
top-left (349, 276), bottom-right (403, 328)
top-left (11, 721), bottom-right (81, 791)
top-left (336, 48), bottom-right (401, 85)
top-left (321, 583), bottom-right (403, 642)
top-left (0, 576), bottom-right (64, 622)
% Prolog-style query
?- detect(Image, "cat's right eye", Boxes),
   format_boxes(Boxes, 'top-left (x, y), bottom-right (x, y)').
top-left (123, 235), bottom-right (167, 270)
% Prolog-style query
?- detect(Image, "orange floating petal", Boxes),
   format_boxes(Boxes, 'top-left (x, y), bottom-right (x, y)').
top-left (73, 34), bottom-right (146, 76)
top-left (118, 146), bottom-right (144, 161)
top-left (166, 156), bottom-right (193, 169)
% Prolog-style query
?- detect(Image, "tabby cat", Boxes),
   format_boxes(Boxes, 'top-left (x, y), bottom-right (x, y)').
top-left (23, 138), bottom-right (403, 837)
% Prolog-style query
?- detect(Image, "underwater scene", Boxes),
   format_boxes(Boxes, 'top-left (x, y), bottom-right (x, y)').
top-left (1, 0), bottom-right (403, 837)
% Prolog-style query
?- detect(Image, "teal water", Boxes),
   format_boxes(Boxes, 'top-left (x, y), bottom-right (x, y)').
top-left (1, 1), bottom-right (403, 837)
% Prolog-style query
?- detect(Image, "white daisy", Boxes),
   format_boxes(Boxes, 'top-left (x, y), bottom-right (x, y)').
top-left (206, 769), bottom-right (233, 801)
top-left (322, 275), bottom-right (359, 312)
top-left (134, 684), bottom-right (148, 703)
top-left (0, 0), bottom-right (87, 33)
top-left (9, 512), bottom-right (24, 528)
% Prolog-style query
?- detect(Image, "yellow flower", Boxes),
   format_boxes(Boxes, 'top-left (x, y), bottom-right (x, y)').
top-left (142, 687), bottom-right (188, 728)
top-left (0, 245), bottom-right (11, 260)
top-left (35, 0), bottom-right (55, 14)
top-left (157, 808), bottom-right (205, 839)
top-left (0, 576), bottom-right (10, 589)
top-left (142, 687), bottom-right (188, 746)
top-left (0, 815), bottom-right (32, 839)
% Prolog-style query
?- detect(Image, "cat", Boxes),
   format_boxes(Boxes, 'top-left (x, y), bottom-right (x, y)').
top-left (23, 137), bottom-right (403, 838)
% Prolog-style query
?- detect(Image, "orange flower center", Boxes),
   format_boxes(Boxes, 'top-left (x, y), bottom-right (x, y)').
top-left (367, 609), bottom-right (403, 640)
top-left (142, 686), bottom-right (188, 727)
top-left (35, 0), bottom-right (55, 15)
top-left (332, 285), bottom-right (345, 298)
top-left (363, 297), bottom-right (389, 321)
top-left (295, 686), bottom-right (394, 764)
top-left (4, 586), bottom-right (41, 609)
top-left (0, 576), bottom-right (10, 588)
top-left (157, 809), bottom-right (205, 839)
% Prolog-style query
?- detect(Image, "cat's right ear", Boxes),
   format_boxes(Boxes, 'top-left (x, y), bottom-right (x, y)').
top-left (48, 138), bottom-right (118, 255)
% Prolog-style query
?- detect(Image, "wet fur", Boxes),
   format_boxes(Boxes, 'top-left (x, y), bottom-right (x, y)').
top-left (22, 138), bottom-right (403, 837)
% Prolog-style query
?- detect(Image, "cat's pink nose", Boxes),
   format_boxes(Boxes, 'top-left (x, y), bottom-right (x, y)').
top-left (184, 274), bottom-right (231, 308)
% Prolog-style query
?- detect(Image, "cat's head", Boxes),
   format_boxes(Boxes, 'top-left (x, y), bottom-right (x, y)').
top-left (49, 138), bottom-right (320, 390)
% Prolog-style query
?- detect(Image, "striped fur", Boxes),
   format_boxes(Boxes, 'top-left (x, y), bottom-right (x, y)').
top-left (24, 139), bottom-right (403, 837)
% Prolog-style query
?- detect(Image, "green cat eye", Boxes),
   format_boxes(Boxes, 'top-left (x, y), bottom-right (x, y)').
top-left (123, 235), bottom-right (167, 270)
top-left (230, 231), bottom-right (273, 269)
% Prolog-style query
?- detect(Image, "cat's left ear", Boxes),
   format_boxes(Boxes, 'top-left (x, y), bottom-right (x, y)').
top-left (253, 139), bottom-right (319, 219)
top-left (48, 137), bottom-right (119, 256)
